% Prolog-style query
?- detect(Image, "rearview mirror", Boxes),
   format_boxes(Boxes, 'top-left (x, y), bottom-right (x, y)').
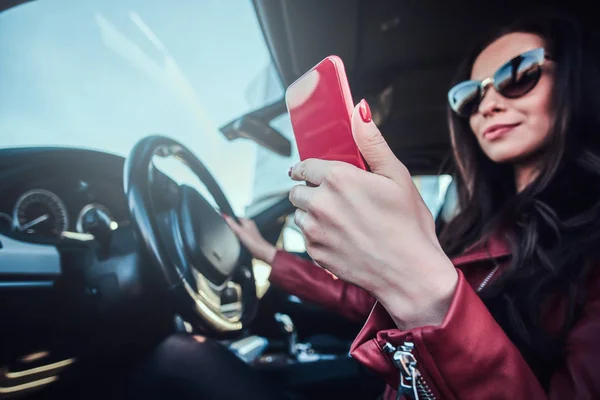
top-left (220, 100), bottom-right (292, 157)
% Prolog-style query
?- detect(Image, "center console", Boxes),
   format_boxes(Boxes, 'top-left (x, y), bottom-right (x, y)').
top-left (225, 313), bottom-right (382, 398)
top-left (228, 313), bottom-right (348, 367)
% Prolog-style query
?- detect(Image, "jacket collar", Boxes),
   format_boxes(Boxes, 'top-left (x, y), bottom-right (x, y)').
top-left (451, 233), bottom-right (512, 267)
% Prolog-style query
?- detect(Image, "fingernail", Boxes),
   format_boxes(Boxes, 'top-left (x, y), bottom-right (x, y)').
top-left (359, 99), bottom-right (372, 123)
top-left (288, 167), bottom-right (293, 177)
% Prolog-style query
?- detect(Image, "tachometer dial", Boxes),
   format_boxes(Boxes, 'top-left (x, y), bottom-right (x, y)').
top-left (13, 189), bottom-right (69, 236)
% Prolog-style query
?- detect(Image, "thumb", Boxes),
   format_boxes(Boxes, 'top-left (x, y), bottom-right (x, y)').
top-left (351, 99), bottom-right (406, 181)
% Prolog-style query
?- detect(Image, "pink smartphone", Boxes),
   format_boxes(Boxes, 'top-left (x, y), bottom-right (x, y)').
top-left (285, 55), bottom-right (368, 171)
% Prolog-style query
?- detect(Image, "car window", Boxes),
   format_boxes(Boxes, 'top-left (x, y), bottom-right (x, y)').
top-left (413, 174), bottom-right (454, 219)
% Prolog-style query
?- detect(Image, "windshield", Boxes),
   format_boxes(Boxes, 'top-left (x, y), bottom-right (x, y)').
top-left (0, 0), bottom-right (296, 216)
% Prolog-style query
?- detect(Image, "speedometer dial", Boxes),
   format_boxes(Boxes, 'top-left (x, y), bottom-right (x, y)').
top-left (13, 189), bottom-right (69, 237)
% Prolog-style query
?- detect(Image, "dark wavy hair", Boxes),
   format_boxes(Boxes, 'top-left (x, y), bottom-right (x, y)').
top-left (439, 13), bottom-right (600, 385)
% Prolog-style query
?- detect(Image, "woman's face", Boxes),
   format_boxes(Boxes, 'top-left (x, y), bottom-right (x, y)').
top-left (469, 33), bottom-right (554, 165)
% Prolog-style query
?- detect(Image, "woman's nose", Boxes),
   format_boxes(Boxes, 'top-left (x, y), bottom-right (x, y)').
top-left (478, 86), bottom-right (506, 116)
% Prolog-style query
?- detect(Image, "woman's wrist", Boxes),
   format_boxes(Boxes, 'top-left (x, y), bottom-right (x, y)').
top-left (377, 253), bottom-right (458, 330)
top-left (258, 243), bottom-right (277, 265)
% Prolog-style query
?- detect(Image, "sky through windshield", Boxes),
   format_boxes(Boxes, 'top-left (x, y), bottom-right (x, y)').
top-left (0, 0), bottom-right (285, 215)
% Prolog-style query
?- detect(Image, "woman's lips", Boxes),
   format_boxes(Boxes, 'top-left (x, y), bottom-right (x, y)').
top-left (483, 123), bottom-right (521, 140)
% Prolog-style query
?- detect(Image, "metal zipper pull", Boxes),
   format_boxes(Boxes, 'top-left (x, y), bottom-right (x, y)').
top-left (383, 341), bottom-right (419, 399)
top-left (383, 341), bottom-right (437, 400)
top-left (395, 345), bottom-right (420, 399)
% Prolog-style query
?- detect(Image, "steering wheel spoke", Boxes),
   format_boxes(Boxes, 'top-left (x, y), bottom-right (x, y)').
top-left (152, 208), bottom-right (196, 289)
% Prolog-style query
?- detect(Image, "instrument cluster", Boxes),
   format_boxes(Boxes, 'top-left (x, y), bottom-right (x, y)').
top-left (0, 182), bottom-right (124, 238)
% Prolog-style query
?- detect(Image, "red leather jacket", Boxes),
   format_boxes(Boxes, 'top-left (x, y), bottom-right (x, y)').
top-left (268, 236), bottom-right (600, 399)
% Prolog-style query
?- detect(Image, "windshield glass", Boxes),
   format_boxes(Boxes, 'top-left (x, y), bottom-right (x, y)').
top-left (0, 0), bottom-right (296, 216)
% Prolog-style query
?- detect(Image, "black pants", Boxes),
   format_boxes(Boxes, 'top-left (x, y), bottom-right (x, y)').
top-left (30, 334), bottom-right (287, 400)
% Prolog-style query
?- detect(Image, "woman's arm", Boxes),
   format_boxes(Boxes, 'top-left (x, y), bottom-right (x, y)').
top-left (350, 269), bottom-right (600, 399)
top-left (269, 249), bottom-right (376, 323)
top-left (223, 215), bottom-right (375, 322)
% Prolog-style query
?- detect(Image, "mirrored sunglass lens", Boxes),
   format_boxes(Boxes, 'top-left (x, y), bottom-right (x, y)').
top-left (449, 82), bottom-right (480, 116)
top-left (495, 56), bottom-right (541, 98)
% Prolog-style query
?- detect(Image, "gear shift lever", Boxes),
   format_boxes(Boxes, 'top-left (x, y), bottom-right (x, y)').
top-left (271, 313), bottom-right (338, 364)
top-left (274, 313), bottom-right (298, 358)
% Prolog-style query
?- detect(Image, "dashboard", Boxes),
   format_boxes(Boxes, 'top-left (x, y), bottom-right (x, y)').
top-left (0, 147), bottom-right (130, 239)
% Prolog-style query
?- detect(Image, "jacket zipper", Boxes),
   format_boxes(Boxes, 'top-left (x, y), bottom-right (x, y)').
top-left (476, 264), bottom-right (499, 293)
top-left (477, 246), bottom-right (502, 293)
top-left (380, 249), bottom-right (500, 398)
top-left (382, 341), bottom-right (436, 400)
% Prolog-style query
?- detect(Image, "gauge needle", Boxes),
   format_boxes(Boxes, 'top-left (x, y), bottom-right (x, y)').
top-left (21, 214), bottom-right (49, 230)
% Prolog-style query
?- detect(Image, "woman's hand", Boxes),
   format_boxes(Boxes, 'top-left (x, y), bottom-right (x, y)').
top-left (223, 215), bottom-right (277, 264)
top-left (288, 100), bottom-right (458, 329)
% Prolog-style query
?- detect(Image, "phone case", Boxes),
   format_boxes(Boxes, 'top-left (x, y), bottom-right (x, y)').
top-left (285, 55), bottom-right (367, 170)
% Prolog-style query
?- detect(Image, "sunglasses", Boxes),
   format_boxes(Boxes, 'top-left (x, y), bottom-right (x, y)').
top-left (448, 47), bottom-right (550, 117)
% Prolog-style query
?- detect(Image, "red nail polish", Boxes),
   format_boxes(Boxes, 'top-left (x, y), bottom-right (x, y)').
top-left (288, 167), bottom-right (293, 177)
top-left (359, 99), bottom-right (372, 123)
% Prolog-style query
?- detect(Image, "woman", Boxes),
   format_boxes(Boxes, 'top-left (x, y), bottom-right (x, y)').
top-left (226, 13), bottom-right (600, 399)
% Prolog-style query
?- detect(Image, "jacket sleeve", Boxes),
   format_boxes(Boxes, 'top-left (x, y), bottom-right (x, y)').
top-left (268, 250), bottom-right (376, 323)
top-left (349, 269), bottom-right (600, 399)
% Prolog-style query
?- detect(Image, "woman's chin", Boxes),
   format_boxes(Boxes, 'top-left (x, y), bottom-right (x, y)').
top-left (483, 144), bottom-right (537, 165)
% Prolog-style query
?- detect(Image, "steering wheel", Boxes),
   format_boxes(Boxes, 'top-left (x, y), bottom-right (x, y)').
top-left (124, 136), bottom-right (258, 334)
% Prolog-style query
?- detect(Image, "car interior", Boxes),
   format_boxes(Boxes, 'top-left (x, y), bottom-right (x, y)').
top-left (0, 0), bottom-right (596, 399)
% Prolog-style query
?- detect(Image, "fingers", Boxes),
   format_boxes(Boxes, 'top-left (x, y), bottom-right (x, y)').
top-left (222, 214), bottom-right (240, 232)
top-left (239, 218), bottom-right (255, 228)
top-left (290, 158), bottom-right (344, 186)
top-left (293, 209), bottom-right (308, 231)
top-left (224, 214), bottom-right (262, 244)
top-left (288, 184), bottom-right (316, 212)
